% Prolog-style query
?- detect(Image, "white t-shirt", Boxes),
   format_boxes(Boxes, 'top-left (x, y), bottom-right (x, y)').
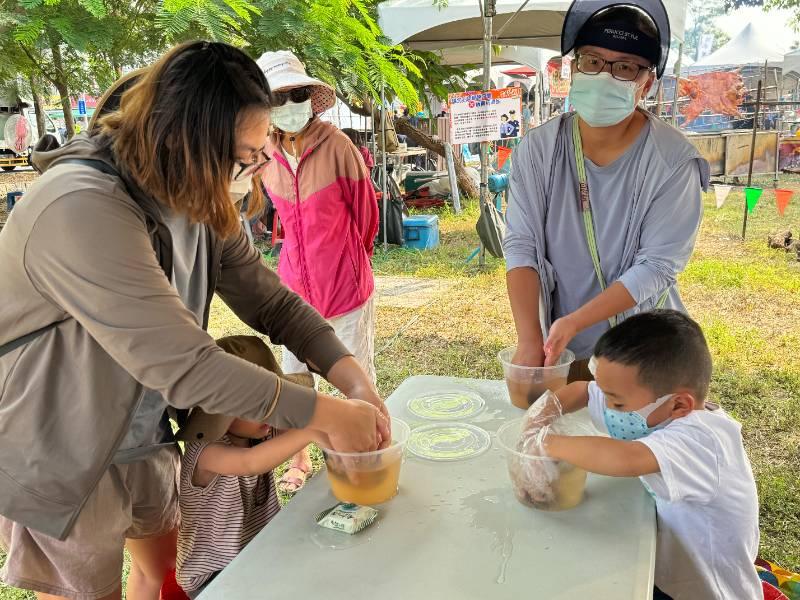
top-left (283, 149), bottom-right (299, 173)
top-left (587, 383), bottom-right (762, 600)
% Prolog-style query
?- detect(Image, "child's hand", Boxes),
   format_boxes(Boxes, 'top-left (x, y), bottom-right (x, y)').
top-left (522, 390), bottom-right (563, 433)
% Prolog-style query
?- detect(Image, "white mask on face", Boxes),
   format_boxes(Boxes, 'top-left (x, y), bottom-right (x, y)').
top-left (229, 173), bottom-right (252, 203)
top-left (270, 99), bottom-right (313, 134)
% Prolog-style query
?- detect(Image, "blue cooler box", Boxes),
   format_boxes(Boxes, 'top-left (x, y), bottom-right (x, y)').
top-left (402, 215), bottom-right (439, 250)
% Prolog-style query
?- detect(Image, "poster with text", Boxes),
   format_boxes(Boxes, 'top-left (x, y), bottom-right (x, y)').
top-left (547, 58), bottom-right (571, 98)
top-left (447, 88), bottom-right (523, 145)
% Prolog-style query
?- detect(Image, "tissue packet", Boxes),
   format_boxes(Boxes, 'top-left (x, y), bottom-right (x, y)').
top-left (315, 503), bottom-right (378, 534)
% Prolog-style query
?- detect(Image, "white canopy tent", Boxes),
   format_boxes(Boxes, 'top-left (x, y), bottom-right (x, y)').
top-left (435, 45), bottom-right (545, 69)
top-left (378, 0), bottom-right (688, 50)
top-left (693, 22), bottom-right (787, 69)
top-left (783, 48), bottom-right (800, 78)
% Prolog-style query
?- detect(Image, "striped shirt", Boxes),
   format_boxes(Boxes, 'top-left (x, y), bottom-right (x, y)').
top-left (177, 433), bottom-right (281, 592)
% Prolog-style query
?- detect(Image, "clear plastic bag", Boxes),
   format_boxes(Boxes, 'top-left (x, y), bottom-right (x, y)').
top-left (507, 390), bottom-right (590, 510)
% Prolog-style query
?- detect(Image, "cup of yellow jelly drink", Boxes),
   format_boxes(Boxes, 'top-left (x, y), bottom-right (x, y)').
top-left (322, 418), bottom-right (410, 505)
top-left (498, 347), bottom-right (575, 409)
top-left (495, 417), bottom-right (593, 511)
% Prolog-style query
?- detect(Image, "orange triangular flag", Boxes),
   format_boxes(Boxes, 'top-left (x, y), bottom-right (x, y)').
top-left (774, 189), bottom-right (793, 217)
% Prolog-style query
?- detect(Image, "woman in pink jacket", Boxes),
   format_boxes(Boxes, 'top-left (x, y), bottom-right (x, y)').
top-left (258, 51), bottom-right (379, 492)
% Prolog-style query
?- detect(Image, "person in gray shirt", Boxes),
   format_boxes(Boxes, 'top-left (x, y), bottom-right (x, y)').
top-left (504, 0), bottom-right (710, 380)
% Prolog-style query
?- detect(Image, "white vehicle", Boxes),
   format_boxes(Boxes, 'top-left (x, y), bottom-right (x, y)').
top-left (0, 93), bottom-right (60, 171)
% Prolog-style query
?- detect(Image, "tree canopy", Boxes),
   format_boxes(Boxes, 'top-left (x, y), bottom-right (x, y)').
top-left (0, 0), bottom-right (461, 138)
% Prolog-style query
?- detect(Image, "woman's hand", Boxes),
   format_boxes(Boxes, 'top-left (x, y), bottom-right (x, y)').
top-left (512, 342), bottom-right (546, 368)
top-left (347, 380), bottom-right (388, 419)
top-left (325, 356), bottom-right (391, 446)
top-left (309, 393), bottom-right (384, 453)
top-left (543, 315), bottom-right (579, 366)
top-left (347, 381), bottom-right (391, 449)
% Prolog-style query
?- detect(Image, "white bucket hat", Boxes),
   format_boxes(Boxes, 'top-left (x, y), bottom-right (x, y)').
top-left (256, 50), bottom-right (336, 115)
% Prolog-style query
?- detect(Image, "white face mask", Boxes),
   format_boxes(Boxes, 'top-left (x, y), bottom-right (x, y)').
top-left (229, 173), bottom-right (252, 203)
top-left (271, 99), bottom-right (313, 134)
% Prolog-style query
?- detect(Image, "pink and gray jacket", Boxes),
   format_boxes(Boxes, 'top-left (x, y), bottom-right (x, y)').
top-left (261, 118), bottom-right (379, 319)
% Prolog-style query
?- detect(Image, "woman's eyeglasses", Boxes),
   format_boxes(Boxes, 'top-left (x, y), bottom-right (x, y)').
top-left (233, 149), bottom-right (269, 181)
top-left (575, 53), bottom-right (652, 82)
top-left (273, 87), bottom-right (313, 106)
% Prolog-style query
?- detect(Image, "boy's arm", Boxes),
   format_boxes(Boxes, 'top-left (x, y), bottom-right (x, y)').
top-left (545, 435), bottom-right (660, 477)
top-left (196, 429), bottom-right (318, 478)
top-left (555, 381), bottom-right (590, 414)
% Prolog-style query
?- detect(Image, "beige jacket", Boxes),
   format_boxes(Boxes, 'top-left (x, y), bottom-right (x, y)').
top-left (0, 136), bottom-right (351, 540)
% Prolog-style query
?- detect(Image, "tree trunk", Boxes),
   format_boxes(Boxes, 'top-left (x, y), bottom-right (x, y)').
top-left (48, 38), bottom-right (74, 138)
top-left (394, 117), bottom-right (479, 199)
top-left (28, 73), bottom-right (46, 140)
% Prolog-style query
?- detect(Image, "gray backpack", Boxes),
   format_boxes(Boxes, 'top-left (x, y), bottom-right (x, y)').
top-left (476, 200), bottom-right (506, 259)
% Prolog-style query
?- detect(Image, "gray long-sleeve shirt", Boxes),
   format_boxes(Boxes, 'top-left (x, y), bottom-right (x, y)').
top-left (504, 112), bottom-right (709, 359)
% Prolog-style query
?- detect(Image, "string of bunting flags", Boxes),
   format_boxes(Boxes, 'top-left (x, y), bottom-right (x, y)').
top-left (713, 184), bottom-right (794, 217)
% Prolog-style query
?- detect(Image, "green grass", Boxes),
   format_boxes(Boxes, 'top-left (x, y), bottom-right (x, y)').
top-left (3, 187), bottom-right (800, 597)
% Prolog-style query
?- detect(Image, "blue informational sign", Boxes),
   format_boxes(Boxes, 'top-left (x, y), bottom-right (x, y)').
top-left (78, 99), bottom-right (86, 116)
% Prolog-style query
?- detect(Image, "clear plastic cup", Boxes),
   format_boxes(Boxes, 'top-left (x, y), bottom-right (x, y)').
top-left (321, 418), bottom-right (410, 505)
top-left (498, 346), bottom-right (575, 409)
top-left (496, 417), bottom-right (592, 511)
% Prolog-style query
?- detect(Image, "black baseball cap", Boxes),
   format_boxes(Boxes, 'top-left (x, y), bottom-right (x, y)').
top-left (561, 0), bottom-right (671, 78)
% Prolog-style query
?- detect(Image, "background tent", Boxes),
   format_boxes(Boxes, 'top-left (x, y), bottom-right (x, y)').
top-left (379, 0), bottom-right (688, 50)
top-left (783, 48), bottom-right (800, 78)
top-left (435, 45), bottom-right (544, 68)
top-left (693, 22), bottom-right (787, 68)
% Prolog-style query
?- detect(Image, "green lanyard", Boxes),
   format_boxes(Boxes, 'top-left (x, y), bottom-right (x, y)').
top-left (571, 117), bottom-right (668, 328)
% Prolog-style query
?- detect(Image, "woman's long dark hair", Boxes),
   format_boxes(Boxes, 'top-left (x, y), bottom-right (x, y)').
top-left (98, 41), bottom-right (272, 238)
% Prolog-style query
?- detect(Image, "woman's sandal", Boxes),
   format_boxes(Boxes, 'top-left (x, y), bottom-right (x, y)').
top-left (277, 465), bottom-right (311, 494)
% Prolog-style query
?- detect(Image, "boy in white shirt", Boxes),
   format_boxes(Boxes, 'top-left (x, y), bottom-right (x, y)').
top-left (541, 310), bottom-right (761, 600)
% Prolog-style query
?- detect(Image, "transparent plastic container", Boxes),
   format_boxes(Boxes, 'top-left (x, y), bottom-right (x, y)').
top-left (496, 417), bottom-right (593, 511)
top-left (498, 346), bottom-right (575, 409)
top-left (321, 418), bottom-right (410, 505)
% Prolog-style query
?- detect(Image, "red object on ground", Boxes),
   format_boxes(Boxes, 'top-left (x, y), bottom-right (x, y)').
top-left (405, 196), bottom-right (445, 210)
top-left (763, 580), bottom-right (790, 600)
top-left (160, 569), bottom-right (190, 600)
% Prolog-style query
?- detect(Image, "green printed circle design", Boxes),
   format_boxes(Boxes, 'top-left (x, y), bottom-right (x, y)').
top-left (407, 391), bottom-right (486, 421)
top-left (407, 423), bottom-right (491, 462)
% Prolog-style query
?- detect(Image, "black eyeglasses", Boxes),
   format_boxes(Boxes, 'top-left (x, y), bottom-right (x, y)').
top-left (273, 87), bottom-right (313, 106)
top-left (233, 149), bottom-right (269, 182)
top-left (575, 53), bottom-right (652, 82)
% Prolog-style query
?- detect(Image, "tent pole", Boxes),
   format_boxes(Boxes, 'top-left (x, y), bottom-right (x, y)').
top-left (479, 0), bottom-right (495, 266)
top-left (671, 43), bottom-right (683, 127)
top-left (381, 84), bottom-right (388, 252)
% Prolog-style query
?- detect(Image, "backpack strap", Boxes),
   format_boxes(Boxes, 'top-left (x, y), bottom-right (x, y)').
top-left (0, 321), bottom-right (68, 359)
top-left (0, 158), bottom-right (121, 358)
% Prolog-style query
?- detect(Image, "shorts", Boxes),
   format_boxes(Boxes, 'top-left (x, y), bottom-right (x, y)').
top-left (282, 295), bottom-right (376, 384)
top-left (0, 445), bottom-right (180, 600)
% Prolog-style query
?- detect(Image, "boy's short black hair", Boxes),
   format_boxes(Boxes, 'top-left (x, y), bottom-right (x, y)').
top-left (594, 310), bottom-right (712, 400)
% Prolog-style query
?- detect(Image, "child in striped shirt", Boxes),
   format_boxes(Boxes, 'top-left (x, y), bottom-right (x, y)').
top-left (176, 409), bottom-right (323, 597)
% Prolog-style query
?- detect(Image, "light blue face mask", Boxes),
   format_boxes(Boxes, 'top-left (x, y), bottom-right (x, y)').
top-left (603, 394), bottom-right (673, 441)
top-left (568, 71), bottom-right (640, 127)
